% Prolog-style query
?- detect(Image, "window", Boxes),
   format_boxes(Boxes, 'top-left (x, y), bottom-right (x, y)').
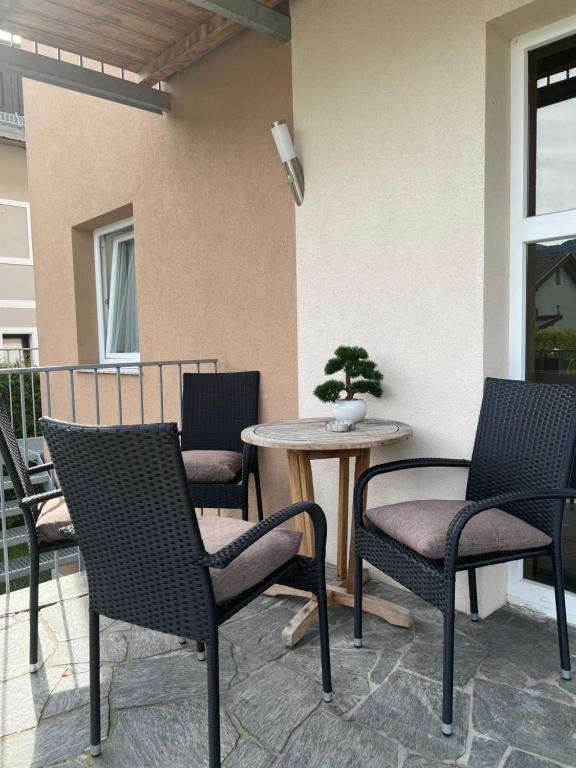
top-left (0, 199), bottom-right (32, 265)
top-left (510, 20), bottom-right (576, 616)
top-left (94, 219), bottom-right (140, 363)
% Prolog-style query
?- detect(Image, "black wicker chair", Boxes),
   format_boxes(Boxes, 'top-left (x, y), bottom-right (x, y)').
top-left (353, 377), bottom-right (576, 737)
top-left (40, 417), bottom-right (332, 767)
top-left (0, 394), bottom-right (74, 673)
top-left (181, 371), bottom-right (263, 522)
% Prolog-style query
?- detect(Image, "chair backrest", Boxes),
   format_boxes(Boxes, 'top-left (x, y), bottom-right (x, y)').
top-left (0, 393), bottom-right (34, 502)
top-left (40, 418), bottom-right (216, 639)
top-left (181, 371), bottom-right (260, 453)
top-left (466, 377), bottom-right (576, 538)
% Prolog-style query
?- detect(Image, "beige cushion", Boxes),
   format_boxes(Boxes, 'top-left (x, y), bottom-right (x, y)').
top-left (199, 516), bottom-right (302, 603)
top-left (182, 450), bottom-right (242, 483)
top-left (364, 499), bottom-right (552, 560)
top-left (36, 496), bottom-right (72, 543)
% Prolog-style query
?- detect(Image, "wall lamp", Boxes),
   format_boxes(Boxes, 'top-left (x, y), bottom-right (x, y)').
top-left (271, 120), bottom-right (304, 206)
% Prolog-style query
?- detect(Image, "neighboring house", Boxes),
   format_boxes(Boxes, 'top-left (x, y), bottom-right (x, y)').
top-left (1, 0), bottom-right (576, 623)
top-left (534, 249), bottom-right (576, 329)
top-left (0, 65), bottom-right (36, 364)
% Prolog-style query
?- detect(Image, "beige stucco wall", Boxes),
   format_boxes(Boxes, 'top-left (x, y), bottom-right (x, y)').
top-left (24, 29), bottom-right (298, 517)
top-left (290, 0), bottom-right (575, 615)
top-left (0, 141), bottom-right (36, 332)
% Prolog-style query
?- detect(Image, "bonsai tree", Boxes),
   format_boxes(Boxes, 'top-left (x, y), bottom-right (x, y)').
top-left (314, 346), bottom-right (383, 402)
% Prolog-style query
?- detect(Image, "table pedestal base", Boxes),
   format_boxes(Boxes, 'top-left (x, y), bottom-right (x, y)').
top-left (270, 447), bottom-right (412, 647)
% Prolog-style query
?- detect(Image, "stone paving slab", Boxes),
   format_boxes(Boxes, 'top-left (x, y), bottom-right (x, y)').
top-left (2, 571), bottom-right (576, 768)
top-left (473, 679), bottom-right (576, 765)
top-left (0, 700), bottom-right (108, 768)
top-left (224, 662), bottom-right (321, 752)
top-left (275, 710), bottom-right (398, 767)
top-left (352, 668), bottom-right (470, 760)
top-left (43, 666), bottom-right (113, 719)
top-left (99, 698), bottom-right (237, 768)
top-left (464, 736), bottom-right (508, 767)
top-left (0, 620), bottom-right (56, 680)
top-left (224, 740), bottom-right (275, 768)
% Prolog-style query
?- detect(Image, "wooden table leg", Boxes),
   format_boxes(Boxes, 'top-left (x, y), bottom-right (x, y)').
top-left (336, 457), bottom-right (350, 582)
top-left (346, 448), bottom-right (371, 594)
top-left (286, 450), bottom-right (315, 557)
top-left (270, 445), bottom-right (413, 645)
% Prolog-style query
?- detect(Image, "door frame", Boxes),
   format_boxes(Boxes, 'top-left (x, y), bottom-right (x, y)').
top-left (508, 15), bottom-right (576, 622)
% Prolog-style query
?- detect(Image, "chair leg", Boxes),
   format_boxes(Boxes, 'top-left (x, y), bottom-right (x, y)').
top-left (354, 555), bottom-right (363, 648)
top-left (254, 468), bottom-right (264, 522)
top-left (89, 610), bottom-right (101, 756)
top-left (29, 549), bottom-right (39, 673)
top-left (206, 640), bottom-right (221, 768)
top-left (468, 569), bottom-right (479, 622)
top-left (196, 641), bottom-right (206, 661)
top-left (552, 550), bottom-right (572, 680)
top-left (317, 569), bottom-right (333, 702)
top-left (442, 577), bottom-right (456, 736)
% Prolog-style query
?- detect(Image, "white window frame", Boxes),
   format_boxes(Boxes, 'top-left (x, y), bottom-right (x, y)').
top-left (508, 15), bottom-right (576, 622)
top-left (0, 198), bottom-right (33, 266)
top-left (93, 218), bottom-right (139, 365)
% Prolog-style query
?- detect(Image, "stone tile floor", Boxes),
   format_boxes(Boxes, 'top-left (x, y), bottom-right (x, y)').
top-left (1, 570), bottom-right (576, 767)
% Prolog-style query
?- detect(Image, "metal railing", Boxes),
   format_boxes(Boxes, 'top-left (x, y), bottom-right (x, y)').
top-left (0, 347), bottom-right (37, 365)
top-left (0, 357), bottom-right (218, 594)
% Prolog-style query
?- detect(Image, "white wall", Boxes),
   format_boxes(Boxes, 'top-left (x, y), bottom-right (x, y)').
top-left (290, 0), bottom-right (574, 615)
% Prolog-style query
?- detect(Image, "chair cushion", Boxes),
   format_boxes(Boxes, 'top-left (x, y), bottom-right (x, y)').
top-left (36, 496), bottom-right (72, 543)
top-left (182, 450), bottom-right (242, 483)
top-left (364, 499), bottom-right (552, 560)
top-left (198, 516), bottom-right (302, 603)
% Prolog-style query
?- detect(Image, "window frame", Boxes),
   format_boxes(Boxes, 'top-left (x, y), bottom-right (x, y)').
top-left (0, 198), bottom-right (33, 266)
top-left (508, 15), bottom-right (576, 623)
top-left (93, 218), bottom-right (140, 365)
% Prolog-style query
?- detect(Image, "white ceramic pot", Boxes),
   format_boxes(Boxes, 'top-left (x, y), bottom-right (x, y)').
top-left (332, 398), bottom-right (367, 423)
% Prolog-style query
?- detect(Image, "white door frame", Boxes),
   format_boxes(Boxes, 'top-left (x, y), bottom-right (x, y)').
top-left (508, 15), bottom-right (576, 622)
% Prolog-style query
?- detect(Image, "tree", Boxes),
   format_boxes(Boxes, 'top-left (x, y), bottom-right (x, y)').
top-left (314, 346), bottom-right (383, 403)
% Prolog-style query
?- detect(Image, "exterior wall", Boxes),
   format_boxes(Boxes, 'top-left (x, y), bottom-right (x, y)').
top-left (23, 29), bottom-right (298, 517)
top-left (290, 0), bottom-right (575, 615)
top-left (0, 141), bottom-right (36, 337)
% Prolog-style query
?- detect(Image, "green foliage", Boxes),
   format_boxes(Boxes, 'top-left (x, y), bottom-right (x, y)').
top-left (314, 345), bottom-right (383, 402)
top-left (0, 361), bottom-right (42, 439)
top-left (534, 328), bottom-right (576, 372)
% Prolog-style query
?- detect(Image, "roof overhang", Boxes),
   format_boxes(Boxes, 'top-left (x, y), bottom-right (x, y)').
top-left (0, 0), bottom-right (290, 113)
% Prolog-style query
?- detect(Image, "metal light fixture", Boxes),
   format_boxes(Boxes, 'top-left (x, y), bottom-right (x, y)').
top-left (271, 120), bottom-right (304, 206)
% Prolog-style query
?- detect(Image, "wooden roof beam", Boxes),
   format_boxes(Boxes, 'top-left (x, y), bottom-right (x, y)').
top-left (0, 43), bottom-right (171, 113)
top-left (183, 0), bottom-right (290, 42)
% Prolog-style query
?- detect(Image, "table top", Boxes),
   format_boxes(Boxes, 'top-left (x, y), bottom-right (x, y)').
top-left (241, 417), bottom-right (412, 451)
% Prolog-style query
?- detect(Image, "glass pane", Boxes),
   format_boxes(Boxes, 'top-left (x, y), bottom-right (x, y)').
top-left (525, 239), bottom-right (576, 591)
top-left (0, 203), bottom-right (29, 260)
top-left (535, 97), bottom-right (576, 215)
top-left (97, 225), bottom-right (134, 350)
top-left (107, 238), bottom-right (139, 355)
top-left (529, 34), bottom-right (576, 216)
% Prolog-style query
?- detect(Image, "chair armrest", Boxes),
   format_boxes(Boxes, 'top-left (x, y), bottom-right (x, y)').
top-left (205, 501), bottom-right (326, 569)
top-left (353, 458), bottom-right (471, 527)
top-left (444, 488), bottom-right (576, 570)
top-left (240, 442), bottom-right (256, 482)
top-left (28, 462), bottom-right (54, 476)
top-left (20, 488), bottom-right (63, 508)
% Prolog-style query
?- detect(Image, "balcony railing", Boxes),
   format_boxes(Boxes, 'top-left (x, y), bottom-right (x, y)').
top-left (0, 357), bottom-right (218, 594)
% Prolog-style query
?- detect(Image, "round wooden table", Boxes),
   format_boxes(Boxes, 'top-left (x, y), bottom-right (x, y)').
top-left (241, 417), bottom-right (413, 646)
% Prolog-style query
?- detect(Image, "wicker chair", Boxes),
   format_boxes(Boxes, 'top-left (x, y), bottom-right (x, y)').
top-left (181, 371), bottom-right (263, 522)
top-left (353, 377), bottom-right (576, 737)
top-left (40, 417), bottom-right (332, 767)
top-left (0, 395), bottom-right (74, 673)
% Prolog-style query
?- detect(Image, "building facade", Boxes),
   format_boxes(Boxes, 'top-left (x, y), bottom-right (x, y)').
top-left (19, 0), bottom-right (576, 619)
top-left (0, 67), bottom-right (36, 363)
